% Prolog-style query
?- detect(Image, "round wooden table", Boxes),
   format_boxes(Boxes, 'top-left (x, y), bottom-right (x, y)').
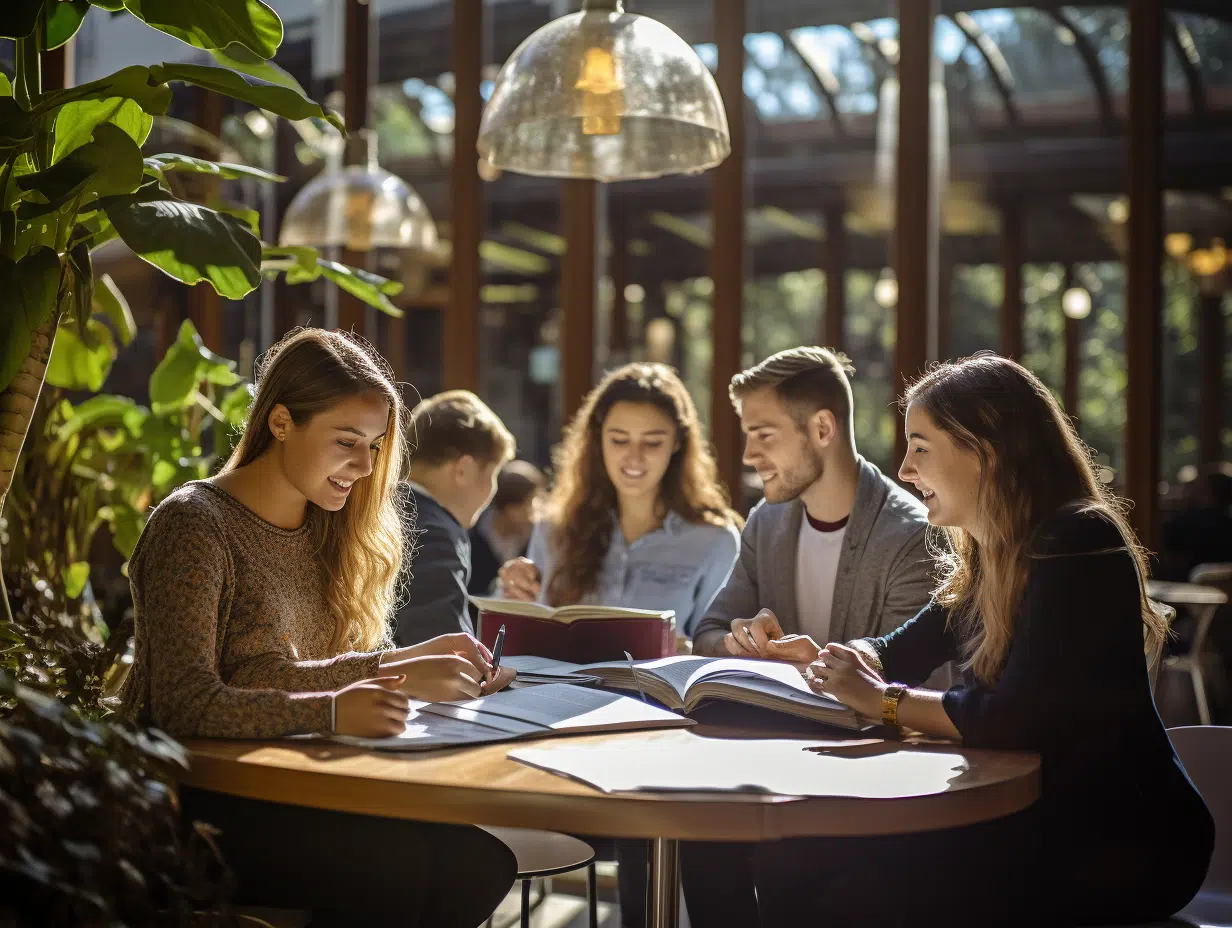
top-left (181, 728), bottom-right (1039, 928)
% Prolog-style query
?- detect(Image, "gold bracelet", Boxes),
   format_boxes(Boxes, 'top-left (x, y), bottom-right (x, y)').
top-left (881, 683), bottom-right (909, 728)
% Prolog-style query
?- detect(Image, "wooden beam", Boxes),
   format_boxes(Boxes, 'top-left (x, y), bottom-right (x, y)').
top-left (561, 179), bottom-right (598, 424)
top-left (445, 0), bottom-right (483, 390)
top-left (1062, 266), bottom-right (1081, 427)
top-left (338, 0), bottom-right (373, 338)
top-left (711, 0), bottom-right (747, 505)
top-left (999, 200), bottom-right (1024, 360)
top-left (892, 0), bottom-right (937, 471)
top-left (1125, 0), bottom-right (1164, 551)
top-left (188, 88), bottom-right (226, 352)
top-left (823, 202), bottom-right (845, 351)
top-left (1199, 287), bottom-right (1224, 469)
top-left (609, 210), bottom-right (630, 358)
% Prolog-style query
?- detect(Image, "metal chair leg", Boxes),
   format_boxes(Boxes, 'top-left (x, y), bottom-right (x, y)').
top-left (1192, 664), bottom-right (1212, 726)
top-left (521, 879), bottom-right (531, 928)
top-left (588, 861), bottom-right (598, 928)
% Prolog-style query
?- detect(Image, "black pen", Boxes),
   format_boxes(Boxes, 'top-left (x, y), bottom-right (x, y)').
top-left (491, 624), bottom-right (506, 674)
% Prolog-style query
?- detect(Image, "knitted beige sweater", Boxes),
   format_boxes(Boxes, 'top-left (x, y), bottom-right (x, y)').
top-left (120, 481), bottom-right (383, 738)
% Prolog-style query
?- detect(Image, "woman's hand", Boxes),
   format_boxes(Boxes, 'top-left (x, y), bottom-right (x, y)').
top-left (723, 609), bottom-right (785, 658)
top-left (499, 557), bottom-right (541, 601)
top-left (333, 675), bottom-right (410, 737)
top-left (391, 654), bottom-right (486, 702)
top-left (408, 632), bottom-right (495, 685)
top-left (480, 665), bottom-right (517, 696)
top-left (806, 643), bottom-right (886, 718)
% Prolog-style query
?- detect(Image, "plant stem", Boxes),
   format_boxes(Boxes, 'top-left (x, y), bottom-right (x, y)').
top-left (13, 21), bottom-right (42, 111)
top-left (0, 547), bottom-right (14, 631)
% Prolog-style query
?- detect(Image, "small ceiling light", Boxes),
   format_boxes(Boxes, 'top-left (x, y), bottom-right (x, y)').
top-left (1106, 197), bottom-right (1129, 224)
top-left (1164, 232), bottom-right (1193, 259)
top-left (873, 269), bottom-right (898, 308)
top-left (477, 0), bottom-right (729, 181)
top-left (1062, 286), bottom-right (1092, 320)
top-left (279, 130), bottom-right (437, 253)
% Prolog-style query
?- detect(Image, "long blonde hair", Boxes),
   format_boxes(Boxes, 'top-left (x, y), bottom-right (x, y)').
top-left (903, 355), bottom-right (1169, 683)
top-left (544, 363), bottom-right (741, 607)
top-left (224, 328), bottom-right (407, 653)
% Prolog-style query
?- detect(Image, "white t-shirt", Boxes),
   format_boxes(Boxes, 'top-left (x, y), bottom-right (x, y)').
top-left (794, 512), bottom-right (848, 645)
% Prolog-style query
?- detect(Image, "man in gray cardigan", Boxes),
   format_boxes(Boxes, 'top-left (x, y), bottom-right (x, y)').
top-left (692, 346), bottom-right (935, 667)
top-left (684, 347), bottom-right (941, 927)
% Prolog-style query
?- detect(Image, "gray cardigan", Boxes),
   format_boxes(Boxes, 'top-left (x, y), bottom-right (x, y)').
top-left (694, 456), bottom-right (935, 647)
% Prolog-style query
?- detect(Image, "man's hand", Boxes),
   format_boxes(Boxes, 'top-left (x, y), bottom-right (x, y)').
top-left (762, 634), bottom-right (823, 670)
top-left (723, 609), bottom-right (785, 658)
top-left (498, 557), bottom-right (541, 601)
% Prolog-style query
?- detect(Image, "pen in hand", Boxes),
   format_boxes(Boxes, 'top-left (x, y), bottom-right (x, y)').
top-left (482, 625), bottom-right (506, 694)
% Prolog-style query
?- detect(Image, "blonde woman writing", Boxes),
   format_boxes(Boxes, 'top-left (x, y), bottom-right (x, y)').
top-left (121, 328), bottom-right (515, 927)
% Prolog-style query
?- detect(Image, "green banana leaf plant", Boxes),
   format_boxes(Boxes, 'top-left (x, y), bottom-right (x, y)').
top-left (0, 0), bottom-right (403, 627)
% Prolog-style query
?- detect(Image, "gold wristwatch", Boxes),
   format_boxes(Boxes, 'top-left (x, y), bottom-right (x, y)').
top-left (881, 683), bottom-right (909, 728)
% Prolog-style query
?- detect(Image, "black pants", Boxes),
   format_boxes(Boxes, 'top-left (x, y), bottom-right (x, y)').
top-left (680, 810), bottom-right (1206, 928)
top-left (181, 787), bottom-right (517, 927)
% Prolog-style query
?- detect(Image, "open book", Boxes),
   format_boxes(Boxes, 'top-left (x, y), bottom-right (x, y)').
top-left (332, 683), bottom-right (692, 752)
top-left (470, 596), bottom-right (676, 662)
top-left (537, 655), bottom-right (865, 730)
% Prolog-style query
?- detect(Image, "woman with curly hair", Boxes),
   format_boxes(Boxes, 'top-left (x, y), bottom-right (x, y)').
top-left (499, 362), bottom-right (742, 928)
top-left (499, 362), bottom-right (741, 639)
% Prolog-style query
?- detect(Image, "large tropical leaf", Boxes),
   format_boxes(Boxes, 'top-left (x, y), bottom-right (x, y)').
top-left (122, 0), bottom-right (283, 59)
top-left (0, 247), bottom-right (62, 393)
top-left (56, 394), bottom-right (142, 440)
top-left (36, 66), bottom-right (172, 118)
top-left (106, 198), bottom-right (262, 298)
top-left (0, 98), bottom-right (36, 152)
top-left (209, 42), bottom-right (304, 93)
top-left (0, 1), bottom-right (40, 40)
top-left (94, 273), bottom-right (136, 345)
top-left (144, 152), bottom-right (284, 183)
top-left (150, 63), bottom-right (344, 133)
top-left (263, 245), bottom-right (403, 316)
top-left (44, 0), bottom-right (90, 49)
top-left (17, 123), bottom-right (145, 211)
top-left (317, 260), bottom-right (404, 317)
top-left (53, 97), bottom-right (153, 163)
top-left (46, 318), bottom-right (116, 392)
top-left (148, 318), bottom-right (239, 409)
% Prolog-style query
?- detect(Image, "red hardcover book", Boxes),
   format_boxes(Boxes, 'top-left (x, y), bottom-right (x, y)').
top-left (470, 597), bottom-right (676, 663)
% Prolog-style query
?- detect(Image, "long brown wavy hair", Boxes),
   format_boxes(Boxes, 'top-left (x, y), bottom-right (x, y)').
top-left (544, 363), bottom-right (741, 606)
top-left (223, 328), bottom-right (408, 653)
top-left (903, 354), bottom-right (1169, 683)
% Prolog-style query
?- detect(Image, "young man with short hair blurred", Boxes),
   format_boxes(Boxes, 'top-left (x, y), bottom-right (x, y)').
top-left (393, 391), bottom-right (515, 647)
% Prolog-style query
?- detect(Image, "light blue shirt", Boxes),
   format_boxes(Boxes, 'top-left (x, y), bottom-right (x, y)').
top-left (526, 512), bottom-right (741, 638)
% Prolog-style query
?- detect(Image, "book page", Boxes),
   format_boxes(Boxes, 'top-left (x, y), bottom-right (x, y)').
top-left (554, 604), bottom-right (675, 622)
top-left (578, 655), bottom-right (716, 702)
top-left (421, 683), bottom-right (689, 734)
top-left (332, 704), bottom-right (515, 751)
top-left (468, 596), bottom-right (555, 620)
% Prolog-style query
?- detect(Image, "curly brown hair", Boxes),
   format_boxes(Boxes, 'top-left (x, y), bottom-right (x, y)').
top-left (543, 363), bottom-right (742, 607)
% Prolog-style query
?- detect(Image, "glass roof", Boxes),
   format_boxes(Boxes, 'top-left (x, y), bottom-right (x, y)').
top-left (689, 5), bottom-right (1232, 131)
top-left (366, 3), bottom-right (1232, 157)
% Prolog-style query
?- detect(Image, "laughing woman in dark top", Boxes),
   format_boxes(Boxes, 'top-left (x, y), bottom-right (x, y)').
top-left (686, 355), bottom-right (1214, 928)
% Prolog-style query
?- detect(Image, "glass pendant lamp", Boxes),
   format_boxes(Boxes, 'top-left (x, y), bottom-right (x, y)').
top-left (477, 0), bottom-right (730, 181)
top-left (279, 129), bottom-right (438, 253)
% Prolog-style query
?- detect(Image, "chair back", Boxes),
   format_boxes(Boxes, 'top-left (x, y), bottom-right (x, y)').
top-left (1188, 564), bottom-right (1232, 657)
top-left (1169, 725), bottom-right (1232, 897)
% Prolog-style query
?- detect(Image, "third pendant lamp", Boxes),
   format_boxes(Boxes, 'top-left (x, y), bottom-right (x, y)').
top-left (478, 0), bottom-right (730, 182)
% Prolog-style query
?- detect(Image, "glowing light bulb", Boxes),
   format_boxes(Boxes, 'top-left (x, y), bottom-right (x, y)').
top-left (576, 45), bottom-right (625, 136)
top-left (1062, 287), bottom-right (1092, 320)
top-left (1164, 232), bottom-right (1192, 259)
top-left (873, 272), bottom-right (898, 308)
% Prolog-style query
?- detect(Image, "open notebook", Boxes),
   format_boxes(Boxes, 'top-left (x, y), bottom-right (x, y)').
top-left (331, 682), bottom-right (693, 752)
top-left (506, 655), bottom-right (865, 730)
